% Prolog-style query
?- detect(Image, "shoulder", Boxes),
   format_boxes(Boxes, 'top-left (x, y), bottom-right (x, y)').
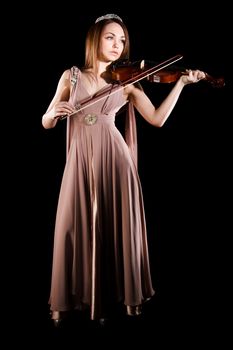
top-left (56, 69), bottom-right (72, 92)
top-left (60, 66), bottom-right (79, 78)
top-left (59, 66), bottom-right (79, 83)
top-left (58, 66), bottom-right (80, 89)
top-left (59, 69), bottom-right (71, 82)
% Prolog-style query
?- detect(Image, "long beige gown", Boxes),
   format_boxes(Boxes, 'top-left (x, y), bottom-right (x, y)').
top-left (49, 66), bottom-right (155, 319)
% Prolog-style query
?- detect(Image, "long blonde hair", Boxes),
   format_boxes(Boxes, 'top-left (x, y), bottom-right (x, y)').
top-left (84, 18), bottom-right (130, 74)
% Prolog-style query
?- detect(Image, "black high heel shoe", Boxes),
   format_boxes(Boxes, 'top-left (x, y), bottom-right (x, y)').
top-left (51, 311), bottom-right (62, 327)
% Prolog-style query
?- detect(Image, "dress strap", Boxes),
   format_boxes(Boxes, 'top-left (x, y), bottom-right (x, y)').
top-left (66, 66), bottom-right (80, 158)
top-left (125, 101), bottom-right (138, 169)
top-left (70, 66), bottom-right (79, 86)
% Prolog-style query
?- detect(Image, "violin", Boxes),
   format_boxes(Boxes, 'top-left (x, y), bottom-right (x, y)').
top-left (61, 54), bottom-right (224, 119)
top-left (110, 57), bottom-right (225, 88)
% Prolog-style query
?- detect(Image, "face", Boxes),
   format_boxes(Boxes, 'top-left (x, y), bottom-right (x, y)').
top-left (98, 22), bottom-right (125, 62)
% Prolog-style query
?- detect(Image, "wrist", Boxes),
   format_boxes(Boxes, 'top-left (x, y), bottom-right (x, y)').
top-left (42, 113), bottom-right (57, 129)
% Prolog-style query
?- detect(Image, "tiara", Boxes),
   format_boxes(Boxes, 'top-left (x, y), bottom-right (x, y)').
top-left (95, 14), bottom-right (123, 23)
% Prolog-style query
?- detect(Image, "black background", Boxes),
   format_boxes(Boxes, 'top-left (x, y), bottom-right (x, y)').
top-left (7, 2), bottom-right (231, 347)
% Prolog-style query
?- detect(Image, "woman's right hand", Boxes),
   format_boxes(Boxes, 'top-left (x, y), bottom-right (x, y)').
top-left (42, 101), bottom-right (75, 129)
top-left (52, 101), bottom-right (76, 120)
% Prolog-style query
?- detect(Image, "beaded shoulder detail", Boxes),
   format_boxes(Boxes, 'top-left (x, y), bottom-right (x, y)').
top-left (70, 66), bottom-right (79, 86)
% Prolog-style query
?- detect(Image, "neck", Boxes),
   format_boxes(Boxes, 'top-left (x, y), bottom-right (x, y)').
top-left (93, 61), bottom-right (113, 78)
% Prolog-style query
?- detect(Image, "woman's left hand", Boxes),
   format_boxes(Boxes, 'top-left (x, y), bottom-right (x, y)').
top-left (181, 69), bottom-right (206, 85)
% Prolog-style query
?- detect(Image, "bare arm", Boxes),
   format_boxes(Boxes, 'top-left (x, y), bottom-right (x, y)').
top-left (125, 70), bottom-right (206, 127)
top-left (42, 70), bottom-right (75, 129)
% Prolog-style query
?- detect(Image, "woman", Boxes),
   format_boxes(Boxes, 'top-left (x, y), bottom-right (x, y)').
top-left (42, 13), bottom-right (205, 325)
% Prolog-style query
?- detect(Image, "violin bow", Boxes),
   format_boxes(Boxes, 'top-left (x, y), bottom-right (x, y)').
top-left (61, 54), bottom-right (183, 120)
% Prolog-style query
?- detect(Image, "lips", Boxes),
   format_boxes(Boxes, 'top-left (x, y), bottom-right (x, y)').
top-left (110, 51), bottom-right (119, 56)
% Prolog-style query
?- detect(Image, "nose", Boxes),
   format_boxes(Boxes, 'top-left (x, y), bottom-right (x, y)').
top-left (113, 40), bottom-right (119, 48)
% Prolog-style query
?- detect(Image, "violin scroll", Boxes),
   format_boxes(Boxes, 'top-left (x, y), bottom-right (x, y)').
top-left (203, 73), bottom-right (225, 88)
